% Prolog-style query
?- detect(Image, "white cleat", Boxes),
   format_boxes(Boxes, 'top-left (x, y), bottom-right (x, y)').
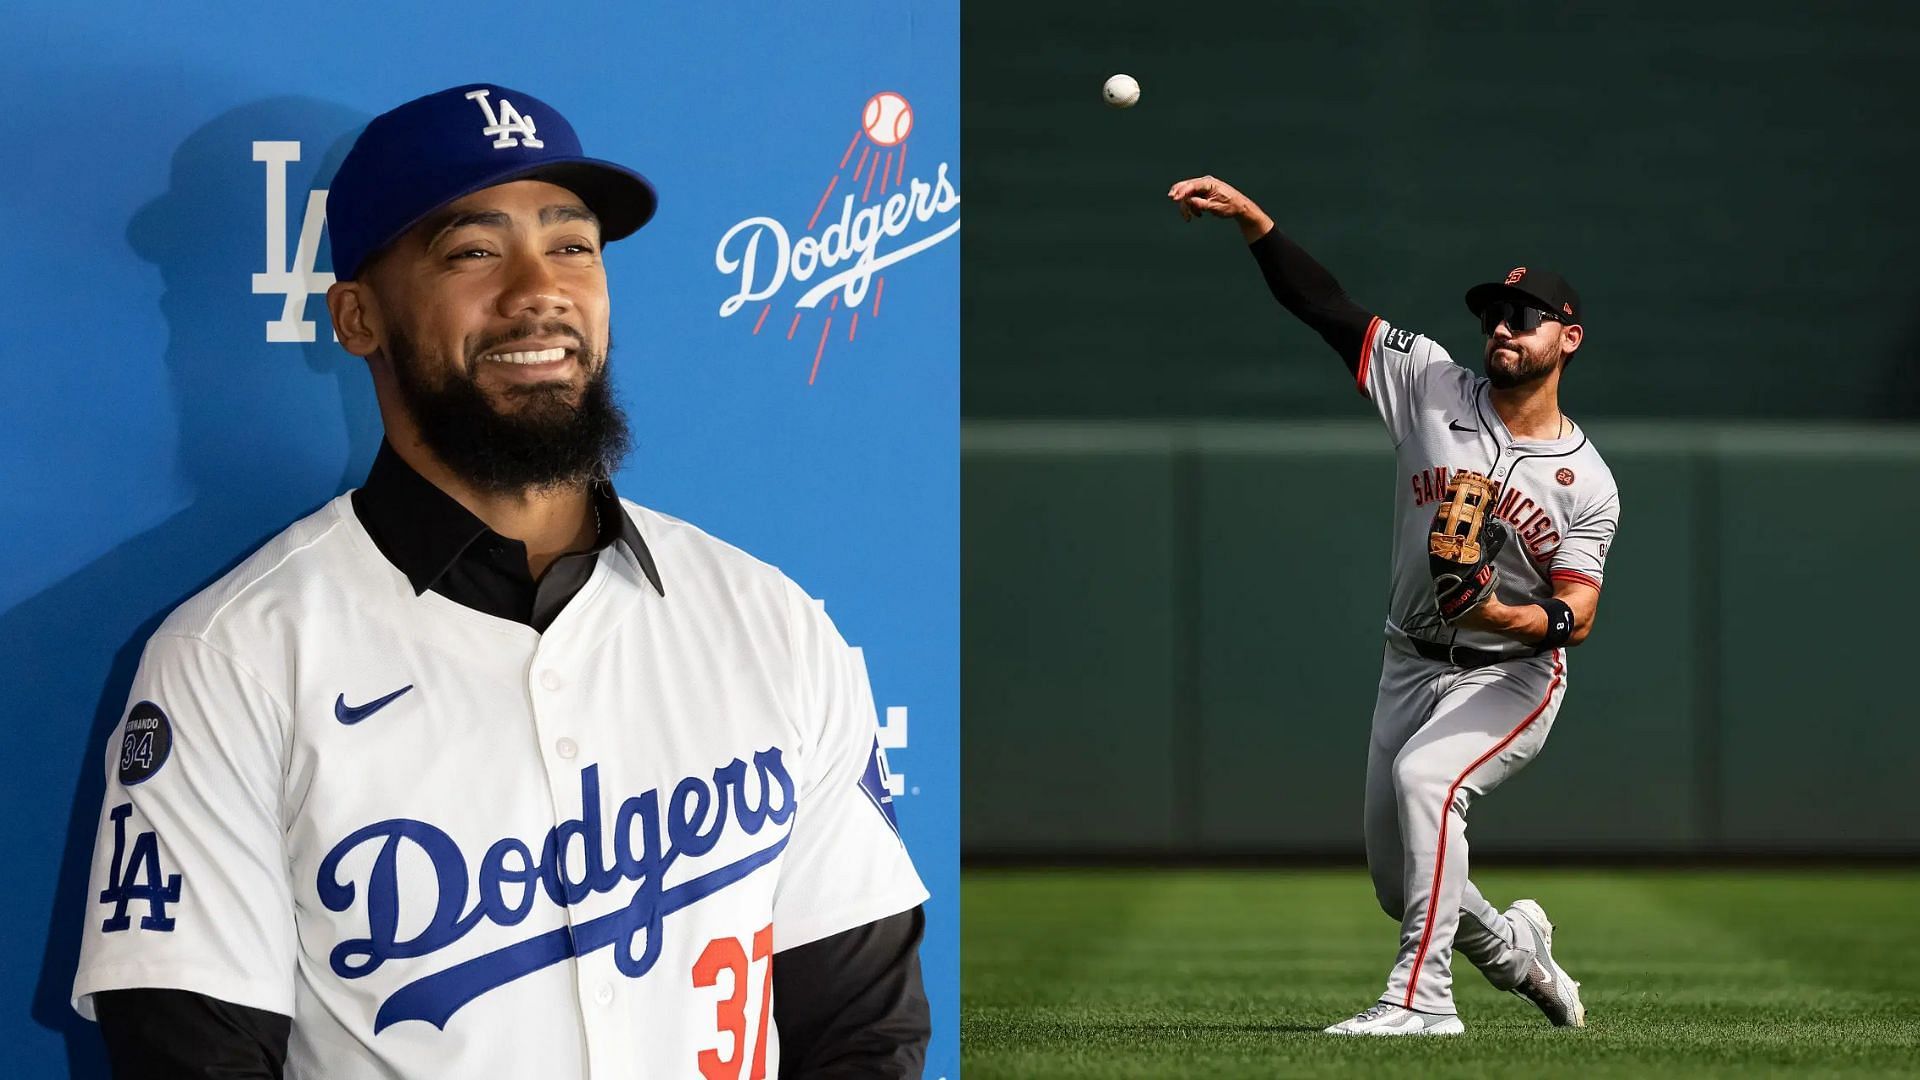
top-left (1323, 1001), bottom-right (1466, 1036)
top-left (1506, 898), bottom-right (1587, 1028)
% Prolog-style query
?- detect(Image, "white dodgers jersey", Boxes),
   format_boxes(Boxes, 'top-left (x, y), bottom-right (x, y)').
top-left (1357, 317), bottom-right (1621, 653)
top-left (72, 494), bottom-right (928, 1079)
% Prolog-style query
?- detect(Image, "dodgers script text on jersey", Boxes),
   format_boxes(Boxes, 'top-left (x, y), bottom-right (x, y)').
top-left (73, 495), bottom-right (928, 1079)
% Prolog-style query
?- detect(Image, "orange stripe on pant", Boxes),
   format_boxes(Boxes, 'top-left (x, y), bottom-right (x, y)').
top-left (1401, 649), bottom-right (1564, 1009)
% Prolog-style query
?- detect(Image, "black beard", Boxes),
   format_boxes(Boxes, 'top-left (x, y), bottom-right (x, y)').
top-left (1485, 340), bottom-right (1560, 389)
top-left (386, 327), bottom-right (631, 495)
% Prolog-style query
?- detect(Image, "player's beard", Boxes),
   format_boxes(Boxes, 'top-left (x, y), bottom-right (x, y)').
top-left (385, 325), bottom-right (632, 496)
top-left (1485, 336), bottom-right (1563, 389)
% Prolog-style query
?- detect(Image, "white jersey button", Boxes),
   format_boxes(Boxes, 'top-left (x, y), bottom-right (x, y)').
top-left (539, 669), bottom-right (564, 691)
top-left (555, 737), bottom-right (578, 760)
top-left (594, 982), bottom-right (615, 1006)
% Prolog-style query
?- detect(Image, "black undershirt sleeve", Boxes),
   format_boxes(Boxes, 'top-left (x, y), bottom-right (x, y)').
top-left (1246, 226), bottom-right (1375, 376)
top-left (91, 911), bottom-right (926, 1080)
top-left (773, 906), bottom-right (930, 1079)
top-left (94, 988), bottom-right (289, 1080)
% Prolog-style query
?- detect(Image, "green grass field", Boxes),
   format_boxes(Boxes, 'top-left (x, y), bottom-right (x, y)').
top-left (962, 868), bottom-right (1920, 1078)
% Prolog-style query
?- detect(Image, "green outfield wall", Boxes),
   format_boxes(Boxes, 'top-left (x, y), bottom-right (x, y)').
top-left (962, 420), bottom-right (1920, 856)
top-left (961, 2), bottom-right (1920, 421)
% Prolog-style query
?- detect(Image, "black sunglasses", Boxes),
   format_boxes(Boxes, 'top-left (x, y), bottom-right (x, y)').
top-left (1479, 301), bottom-right (1565, 336)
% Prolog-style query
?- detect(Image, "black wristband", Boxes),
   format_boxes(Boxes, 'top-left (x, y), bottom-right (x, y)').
top-left (1537, 599), bottom-right (1575, 649)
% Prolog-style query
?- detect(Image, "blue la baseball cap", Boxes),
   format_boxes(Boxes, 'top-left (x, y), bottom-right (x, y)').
top-left (327, 83), bottom-right (658, 281)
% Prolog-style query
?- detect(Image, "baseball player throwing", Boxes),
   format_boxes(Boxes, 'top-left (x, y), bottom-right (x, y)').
top-left (1170, 175), bottom-right (1619, 1035)
top-left (72, 84), bottom-right (930, 1078)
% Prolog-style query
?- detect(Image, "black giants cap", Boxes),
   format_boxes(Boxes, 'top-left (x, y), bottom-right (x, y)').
top-left (1464, 266), bottom-right (1582, 325)
top-left (327, 83), bottom-right (658, 281)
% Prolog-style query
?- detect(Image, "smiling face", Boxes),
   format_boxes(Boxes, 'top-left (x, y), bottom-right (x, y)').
top-left (328, 179), bottom-right (631, 493)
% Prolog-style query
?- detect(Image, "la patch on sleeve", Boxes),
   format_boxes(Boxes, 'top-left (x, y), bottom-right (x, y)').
top-left (118, 701), bottom-right (173, 786)
top-left (99, 803), bottom-right (182, 932)
top-left (1384, 327), bottom-right (1419, 354)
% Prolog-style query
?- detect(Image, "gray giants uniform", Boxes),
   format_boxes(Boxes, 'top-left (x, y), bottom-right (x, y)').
top-left (1354, 316), bottom-right (1619, 1015)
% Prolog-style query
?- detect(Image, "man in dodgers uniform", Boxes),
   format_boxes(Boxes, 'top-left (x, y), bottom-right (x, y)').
top-left (1169, 175), bottom-right (1619, 1036)
top-left (72, 85), bottom-right (930, 1078)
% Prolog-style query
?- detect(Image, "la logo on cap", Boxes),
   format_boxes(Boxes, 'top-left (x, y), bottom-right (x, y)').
top-left (1504, 267), bottom-right (1526, 285)
top-left (465, 88), bottom-right (544, 150)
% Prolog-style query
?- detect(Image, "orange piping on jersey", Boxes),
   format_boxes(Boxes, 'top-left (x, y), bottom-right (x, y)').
top-left (1550, 569), bottom-right (1602, 592)
top-left (1356, 316), bottom-right (1381, 398)
top-left (1402, 649), bottom-right (1564, 1010)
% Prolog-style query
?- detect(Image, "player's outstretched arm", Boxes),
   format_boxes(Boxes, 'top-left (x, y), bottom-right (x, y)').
top-left (1167, 175), bottom-right (1374, 371)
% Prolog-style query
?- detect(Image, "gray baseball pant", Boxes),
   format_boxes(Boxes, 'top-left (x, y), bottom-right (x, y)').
top-left (1362, 636), bottom-right (1567, 1014)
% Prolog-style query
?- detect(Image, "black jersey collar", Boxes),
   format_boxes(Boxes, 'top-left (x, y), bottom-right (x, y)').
top-left (351, 440), bottom-right (664, 598)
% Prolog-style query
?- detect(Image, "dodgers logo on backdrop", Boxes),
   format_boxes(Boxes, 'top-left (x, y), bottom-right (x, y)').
top-left (842, 641), bottom-right (914, 804)
top-left (253, 141), bottom-right (336, 344)
top-left (714, 91), bottom-right (960, 385)
top-left (317, 751), bottom-right (795, 1032)
top-left (878, 703), bottom-right (910, 799)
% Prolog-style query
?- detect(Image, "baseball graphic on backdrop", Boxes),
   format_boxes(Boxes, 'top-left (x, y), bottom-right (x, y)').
top-left (1103, 73), bottom-right (1140, 108)
top-left (863, 91), bottom-right (913, 145)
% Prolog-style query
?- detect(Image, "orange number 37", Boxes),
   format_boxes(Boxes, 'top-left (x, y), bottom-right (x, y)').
top-left (693, 923), bottom-right (775, 1080)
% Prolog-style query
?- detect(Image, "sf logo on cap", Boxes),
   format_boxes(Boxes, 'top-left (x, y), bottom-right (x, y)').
top-left (465, 88), bottom-right (544, 150)
top-left (1504, 267), bottom-right (1527, 285)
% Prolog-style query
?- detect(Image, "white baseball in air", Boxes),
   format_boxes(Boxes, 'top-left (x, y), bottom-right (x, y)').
top-left (1103, 73), bottom-right (1140, 109)
top-left (863, 91), bottom-right (913, 146)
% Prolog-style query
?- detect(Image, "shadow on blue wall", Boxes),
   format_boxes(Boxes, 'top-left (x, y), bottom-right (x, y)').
top-left (13, 97), bottom-right (376, 1077)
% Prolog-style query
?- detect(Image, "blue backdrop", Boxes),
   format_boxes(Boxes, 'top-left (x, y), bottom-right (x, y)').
top-left (0, 2), bottom-right (959, 1076)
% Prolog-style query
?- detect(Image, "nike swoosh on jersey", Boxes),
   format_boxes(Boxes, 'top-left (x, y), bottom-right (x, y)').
top-left (1449, 420), bottom-right (1478, 432)
top-left (334, 685), bottom-right (414, 725)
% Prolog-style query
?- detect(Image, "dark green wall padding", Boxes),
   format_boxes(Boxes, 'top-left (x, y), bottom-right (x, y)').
top-left (962, 421), bottom-right (1920, 856)
top-left (961, 3), bottom-right (1920, 421)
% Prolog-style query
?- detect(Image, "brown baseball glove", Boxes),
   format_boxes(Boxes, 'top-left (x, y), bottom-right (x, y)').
top-left (1429, 470), bottom-right (1510, 622)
